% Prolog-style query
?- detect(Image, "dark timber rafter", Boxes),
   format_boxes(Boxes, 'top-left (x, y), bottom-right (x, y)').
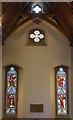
top-left (2, 2), bottom-right (73, 46)
top-left (5, 13), bottom-right (67, 41)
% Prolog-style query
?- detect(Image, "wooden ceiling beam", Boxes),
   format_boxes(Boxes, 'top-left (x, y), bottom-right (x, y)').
top-left (23, 2), bottom-right (31, 11)
top-left (49, 2), bottom-right (73, 44)
top-left (3, 12), bottom-right (68, 42)
top-left (19, 2), bottom-right (24, 11)
top-left (18, 12), bottom-right (57, 18)
top-left (18, 2), bottom-right (31, 12)
top-left (39, 15), bottom-right (68, 39)
top-left (2, 3), bottom-right (19, 25)
top-left (2, 2), bottom-right (73, 45)
top-left (2, 2), bottom-right (10, 14)
top-left (4, 15), bottom-right (36, 40)
top-left (4, 15), bottom-right (67, 41)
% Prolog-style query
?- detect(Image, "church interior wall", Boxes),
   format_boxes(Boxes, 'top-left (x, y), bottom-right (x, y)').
top-left (2, 20), bottom-right (71, 118)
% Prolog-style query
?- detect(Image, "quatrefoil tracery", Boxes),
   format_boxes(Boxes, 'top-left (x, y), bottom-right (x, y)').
top-left (30, 30), bottom-right (44, 43)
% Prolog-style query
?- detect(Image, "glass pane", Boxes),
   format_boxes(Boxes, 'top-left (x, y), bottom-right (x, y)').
top-left (32, 4), bottom-right (42, 14)
top-left (56, 67), bottom-right (67, 115)
top-left (6, 67), bottom-right (17, 114)
top-left (30, 30), bottom-right (44, 43)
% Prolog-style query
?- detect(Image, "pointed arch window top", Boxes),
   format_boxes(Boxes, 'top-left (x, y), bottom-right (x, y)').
top-left (57, 67), bottom-right (66, 75)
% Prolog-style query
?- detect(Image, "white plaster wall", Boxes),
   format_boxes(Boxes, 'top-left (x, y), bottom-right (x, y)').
top-left (2, 20), bottom-right (71, 118)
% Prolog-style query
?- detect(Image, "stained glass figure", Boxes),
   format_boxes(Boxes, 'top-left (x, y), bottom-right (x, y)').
top-left (56, 67), bottom-right (68, 115)
top-left (6, 67), bottom-right (17, 114)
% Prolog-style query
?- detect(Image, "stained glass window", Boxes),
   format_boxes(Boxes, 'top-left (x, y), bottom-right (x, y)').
top-left (30, 29), bottom-right (44, 43)
top-left (32, 3), bottom-right (43, 14)
top-left (5, 66), bottom-right (18, 115)
top-left (55, 66), bottom-right (68, 116)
